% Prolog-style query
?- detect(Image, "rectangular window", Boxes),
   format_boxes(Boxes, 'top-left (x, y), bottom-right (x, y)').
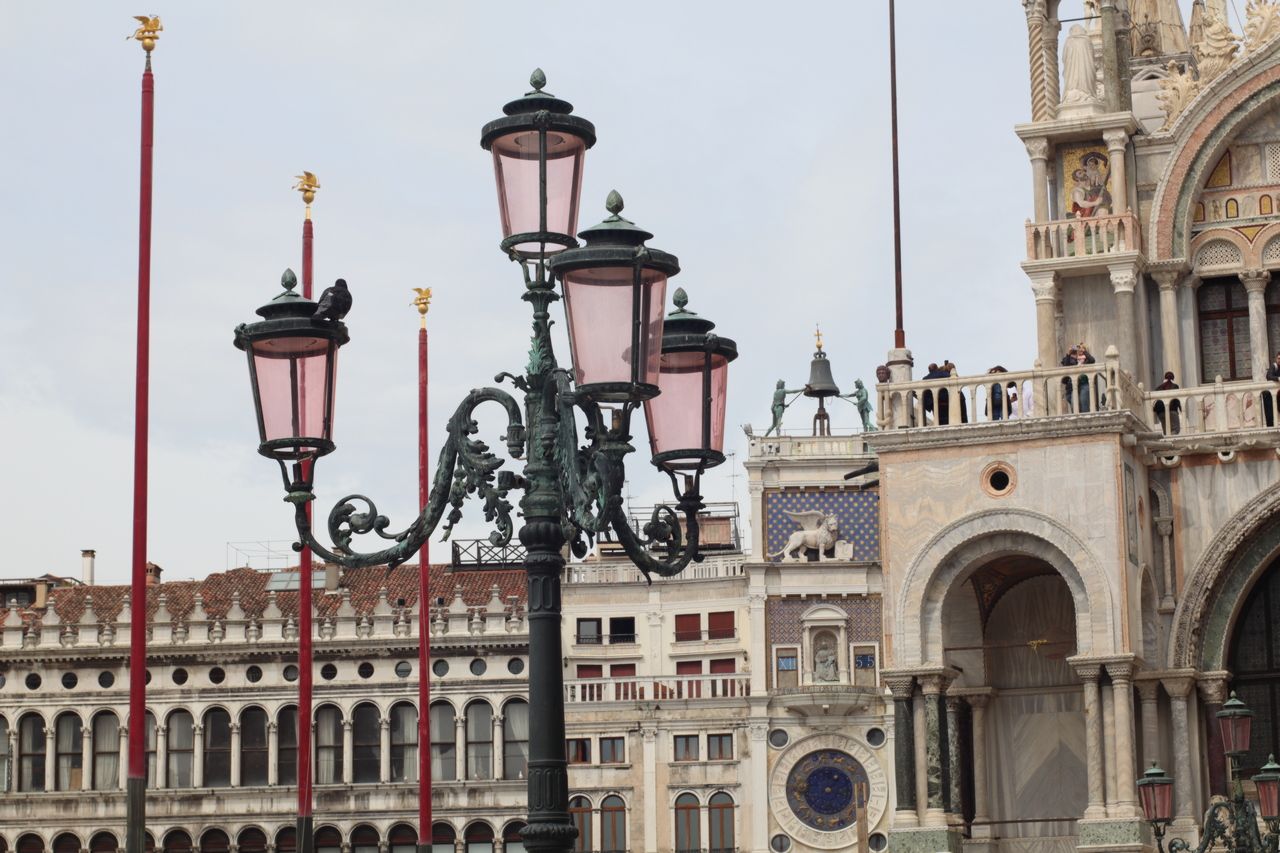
top-left (609, 616), bottom-right (636, 644)
top-left (776, 648), bottom-right (799, 689)
top-left (674, 613), bottom-right (702, 642)
top-left (600, 736), bottom-right (625, 764)
top-left (567, 738), bottom-right (592, 765)
top-left (277, 707), bottom-right (298, 786)
top-left (576, 664), bottom-right (604, 702)
top-left (707, 611), bottom-right (735, 640)
top-left (576, 618), bottom-right (602, 645)
top-left (708, 733), bottom-right (733, 761)
top-left (676, 660), bottom-right (703, 699)
top-left (673, 734), bottom-right (699, 762)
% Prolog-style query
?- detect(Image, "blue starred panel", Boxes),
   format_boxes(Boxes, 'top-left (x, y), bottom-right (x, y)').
top-left (764, 489), bottom-right (880, 563)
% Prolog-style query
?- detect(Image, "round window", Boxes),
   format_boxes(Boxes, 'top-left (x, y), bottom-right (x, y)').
top-left (209, 667), bottom-right (226, 685)
top-left (358, 662), bottom-right (374, 679)
top-left (283, 664), bottom-right (299, 682)
top-left (246, 665), bottom-right (263, 683)
top-left (320, 663), bottom-right (338, 681)
top-left (432, 659), bottom-right (449, 677)
top-left (982, 461), bottom-right (1016, 497)
top-left (172, 668), bottom-right (188, 686)
top-left (869, 832), bottom-right (889, 852)
top-left (98, 671), bottom-right (115, 689)
top-left (470, 658), bottom-right (487, 676)
top-left (25, 673), bottom-right (41, 690)
top-left (768, 728), bottom-right (790, 748)
top-left (866, 727), bottom-right (887, 747)
top-left (61, 672), bottom-right (78, 689)
top-left (770, 835), bottom-right (793, 852)
top-left (395, 661), bottom-right (412, 679)
top-left (508, 657), bottom-right (525, 675)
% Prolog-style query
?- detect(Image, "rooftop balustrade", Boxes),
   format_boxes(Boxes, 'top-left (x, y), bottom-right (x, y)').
top-left (565, 672), bottom-right (750, 704)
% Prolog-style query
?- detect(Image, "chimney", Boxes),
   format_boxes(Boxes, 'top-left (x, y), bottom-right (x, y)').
top-left (145, 562), bottom-right (162, 586)
top-left (324, 562), bottom-right (339, 592)
top-left (81, 550), bottom-right (96, 585)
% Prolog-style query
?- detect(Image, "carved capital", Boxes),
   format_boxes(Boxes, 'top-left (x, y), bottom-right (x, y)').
top-left (945, 696), bottom-right (964, 713)
top-left (918, 672), bottom-right (954, 695)
top-left (1197, 671), bottom-right (1231, 705)
top-left (229, 724), bottom-right (240, 735)
top-left (1030, 277), bottom-right (1058, 303)
top-left (380, 718), bottom-right (390, 731)
top-left (1103, 128), bottom-right (1130, 151)
top-left (1105, 659), bottom-right (1136, 682)
top-left (1240, 269), bottom-right (1271, 292)
top-left (965, 692), bottom-right (992, 710)
top-left (1024, 0), bottom-right (1048, 20)
top-left (1152, 270), bottom-right (1182, 291)
top-left (1110, 268), bottom-right (1138, 293)
top-left (1161, 675), bottom-right (1196, 698)
top-left (1024, 137), bottom-right (1050, 161)
top-left (647, 611), bottom-right (662, 627)
top-left (1134, 679), bottom-right (1161, 703)
top-left (749, 723), bottom-right (769, 742)
top-left (1071, 661), bottom-right (1103, 682)
top-left (641, 726), bottom-right (658, 743)
top-left (267, 722), bottom-right (278, 734)
top-left (882, 674), bottom-right (916, 699)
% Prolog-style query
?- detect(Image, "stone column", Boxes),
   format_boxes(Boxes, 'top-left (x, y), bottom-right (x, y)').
top-left (1030, 271), bottom-right (1060, 394)
top-left (155, 725), bottom-right (167, 789)
top-left (913, 685), bottom-right (928, 822)
top-left (7, 728), bottom-right (17, 792)
top-left (919, 674), bottom-right (950, 827)
top-left (493, 713), bottom-right (505, 781)
top-left (43, 726), bottom-right (54, 791)
top-left (267, 721), bottom-right (279, 786)
top-left (642, 726), bottom-right (659, 853)
top-left (1104, 129), bottom-right (1130, 214)
top-left (1151, 271), bottom-right (1185, 385)
top-left (1026, 0), bottom-right (1061, 121)
top-left (380, 716), bottom-right (391, 783)
top-left (1074, 663), bottom-right (1108, 819)
top-left (230, 723), bottom-right (241, 787)
top-left (1110, 263), bottom-right (1140, 375)
top-left (1026, 138), bottom-right (1051, 222)
top-left (1162, 676), bottom-right (1197, 828)
top-left (1178, 274), bottom-right (1202, 388)
top-left (885, 675), bottom-right (919, 827)
top-left (945, 696), bottom-right (962, 821)
top-left (342, 718), bottom-right (354, 785)
top-left (1135, 680), bottom-right (1161, 770)
top-left (1199, 674), bottom-right (1230, 798)
top-left (1240, 270), bottom-right (1272, 380)
top-left (454, 715), bottom-right (467, 780)
top-left (1156, 519), bottom-right (1176, 610)
top-left (80, 725), bottom-right (92, 791)
top-left (969, 694), bottom-right (993, 837)
top-left (192, 724), bottom-right (205, 788)
top-left (1107, 661), bottom-right (1139, 817)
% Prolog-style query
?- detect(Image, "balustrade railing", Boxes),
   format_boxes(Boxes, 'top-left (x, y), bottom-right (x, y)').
top-left (565, 556), bottom-right (745, 585)
top-left (1146, 377), bottom-right (1280, 436)
top-left (565, 673), bottom-right (750, 704)
top-left (1025, 211), bottom-right (1140, 261)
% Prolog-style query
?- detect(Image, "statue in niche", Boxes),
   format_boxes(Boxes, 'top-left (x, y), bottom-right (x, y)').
top-left (765, 379), bottom-right (806, 437)
top-left (1061, 25), bottom-right (1100, 106)
top-left (814, 637), bottom-right (838, 683)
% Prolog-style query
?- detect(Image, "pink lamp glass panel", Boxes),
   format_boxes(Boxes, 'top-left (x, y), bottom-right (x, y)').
top-left (563, 269), bottom-right (667, 388)
top-left (491, 130), bottom-right (585, 253)
top-left (645, 354), bottom-right (728, 464)
top-left (1258, 778), bottom-right (1280, 818)
top-left (251, 337), bottom-right (335, 450)
top-left (1220, 715), bottom-right (1252, 754)
top-left (1138, 781), bottom-right (1172, 822)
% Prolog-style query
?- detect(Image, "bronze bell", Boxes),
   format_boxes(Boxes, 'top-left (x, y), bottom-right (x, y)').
top-left (805, 350), bottom-right (840, 398)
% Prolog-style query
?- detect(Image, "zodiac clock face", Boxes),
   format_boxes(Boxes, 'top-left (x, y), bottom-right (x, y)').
top-left (786, 750), bottom-right (864, 831)
top-left (769, 733), bottom-right (888, 850)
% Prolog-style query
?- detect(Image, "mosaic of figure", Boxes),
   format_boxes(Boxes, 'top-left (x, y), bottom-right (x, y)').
top-left (769, 510), bottom-right (840, 562)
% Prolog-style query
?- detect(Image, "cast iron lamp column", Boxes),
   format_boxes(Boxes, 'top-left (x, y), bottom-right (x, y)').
top-left (233, 71), bottom-right (737, 853)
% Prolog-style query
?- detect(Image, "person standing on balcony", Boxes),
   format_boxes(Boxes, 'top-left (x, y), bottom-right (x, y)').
top-left (987, 366), bottom-right (1010, 420)
top-left (1264, 352), bottom-right (1280, 427)
top-left (1062, 344), bottom-right (1096, 413)
top-left (1154, 371), bottom-right (1182, 434)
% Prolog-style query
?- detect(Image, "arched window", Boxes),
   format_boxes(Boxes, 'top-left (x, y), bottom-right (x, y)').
top-left (198, 830), bottom-right (229, 853)
top-left (277, 705), bottom-right (298, 785)
top-left (52, 835), bottom-right (80, 853)
top-left (203, 708), bottom-right (232, 787)
top-left (166, 710), bottom-right (194, 788)
top-left (675, 793), bottom-right (701, 853)
top-left (274, 828), bottom-right (297, 853)
top-left (17, 714), bottom-right (45, 791)
top-left (430, 702), bottom-right (456, 781)
top-left (502, 823), bottom-right (526, 853)
top-left (601, 795), bottom-right (627, 853)
top-left (54, 711), bottom-right (84, 790)
top-left (430, 824), bottom-right (455, 853)
top-left (240, 707), bottom-right (269, 786)
top-left (569, 796), bottom-right (593, 853)
top-left (351, 826), bottom-right (379, 853)
top-left (387, 825), bottom-right (417, 853)
top-left (389, 701), bottom-right (417, 783)
top-left (352, 703), bottom-right (381, 783)
top-left (709, 792), bottom-right (735, 853)
top-left (313, 828), bottom-right (342, 853)
top-left (144, 711), bottom-right (157, 788)
top-left (90, 832), bottom-right (119, 853)
top-left (235, 829), bottom-right (267, 853)
top-left (503, 699), bottom-right (529, 780)
top-left (92, 711), bottom-right (121, 790)
top-left (315, 705), bottom-right (343, 784)
top-left (0, 714), bottom-right (9, 791)
top-left (16, 834), bottom-right (42, 853)
top-left (162, 830), bottom-right (192, 853)
top-left (464, 823), bottom-right (494, 853)
top-left (466, 701), bottom-right (493, 780)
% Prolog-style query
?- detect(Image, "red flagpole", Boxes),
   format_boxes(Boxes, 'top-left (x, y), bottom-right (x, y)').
top-left (126, 18), bottom-right (160, 853)
top-left (414, 288), bottom-right (433, 852)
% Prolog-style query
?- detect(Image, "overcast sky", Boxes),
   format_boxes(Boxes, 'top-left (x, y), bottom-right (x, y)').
top-left (1, 3), bottom-right (1206, 583)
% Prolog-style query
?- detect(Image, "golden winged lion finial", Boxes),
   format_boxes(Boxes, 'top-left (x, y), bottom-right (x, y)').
top-left (293, 171), bottom-right (321, 209)
top-left (129, 15), bottom-right (163, 53)
top-left (412, 288), bottom-right (433, 326)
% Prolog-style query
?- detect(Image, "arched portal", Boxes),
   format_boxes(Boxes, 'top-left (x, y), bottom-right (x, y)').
top-left (1227, 554), bottom-right (1280, 775)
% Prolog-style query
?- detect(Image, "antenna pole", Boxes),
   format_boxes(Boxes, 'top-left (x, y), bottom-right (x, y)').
top-left (889, 0), bottom-right (906, 349)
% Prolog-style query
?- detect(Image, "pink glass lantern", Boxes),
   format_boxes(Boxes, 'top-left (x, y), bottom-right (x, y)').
top-left (644, 289), bottom-right (737, 472)
top-left (1255, 756), bottom-right (1280, 820)
top-left (549, 192), bottom-right (680, 402)
top-left (1137, 763), bottom-right (1174, 824)
top-left (480, 69), bottom-right (596, 258)
top-left (1218, 692), bottom-right (1254, 756)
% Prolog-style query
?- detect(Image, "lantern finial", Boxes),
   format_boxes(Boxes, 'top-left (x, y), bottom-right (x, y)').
top-left (530, 68), bottom-right (547, 92)
top-left (673, 287), bottom-right (688, 310)
top-left (282, 269), bottom-right (298, 292)
top-left (605, 190), bottom-right (624, 217)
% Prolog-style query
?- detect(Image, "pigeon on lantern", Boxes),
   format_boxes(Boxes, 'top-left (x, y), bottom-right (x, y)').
top-left (313, 278), bottom-right (352, 322)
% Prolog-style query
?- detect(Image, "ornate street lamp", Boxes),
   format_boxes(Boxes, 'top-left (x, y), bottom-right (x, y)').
top-left (1140, 694), bottom-right (1280, 853)
top-left (234, 71), bottom-right (735, 853)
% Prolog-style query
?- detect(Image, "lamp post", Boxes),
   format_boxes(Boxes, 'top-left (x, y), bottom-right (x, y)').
top-left (1139, 692), bottom-right (1280, 853)
top-left (233, 71), bottom-right (737, 853)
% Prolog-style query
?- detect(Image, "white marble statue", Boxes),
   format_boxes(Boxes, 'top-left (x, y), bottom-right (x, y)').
top-left (814, 640), bottom-right (838, 683)
top-left (1158, 61), bottom-right (1201, 131)
top-left (769, 510), bottom-right (839, 562)
top-left (1062, 25), bottom-right (1100, 106)
top-left (1244, 0), bottom-right (1280, 53)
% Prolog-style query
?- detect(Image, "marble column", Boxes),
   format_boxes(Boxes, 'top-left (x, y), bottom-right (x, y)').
top-left (1240, 270), bottom-right (1272, 380)
top-left (945, 696), bottom-right (962, 821)
top-left (1156, 519), bottom-right (1176, 611)
top-left (1135, 680), bottom-right (1161, 771)
top-left (1102, 676), bottom-right (1117, 810)
top-left (342, 718), bottom-right (354, 785)
top-left (1199, 675), bottom-right (1230, 798)
top-left (118, 726), bottom-right (128, 790)
top-left (155, 725), bottom-right (167, 789)
top-left (1162, 676), bottom-right (1197, 827)
top-left (919, 674), bottom-right (950, 827)
top-left (1153, 270), bottom-right (1185, 382)
top-left (230, 723), bottom-right (241, 787)
top-left (969, 694), bottom-right (993, 837)
top-left (192, 724), bottom-right (205, 788)
top-left (642, 726), bottom-right (659, 853)
top-left (80, 725), bottom-right (92, 791)
top-left (1178, 274), bottom-right (1202, 388)
top-left (914, 686), bottom-right (928, 821)
top-left (1030, 270), bottom-right (1060, 394)
top-left (1026, 138), bottom-right (1051, 222)
top-left (1103, 129), bottom-right (1130, 214)
top-left (885, 676), bottom-right (919, 827)
top-left (493, 713), bottom-right (505, 781)
top-left (380, 716), bottom-right (391, 783)
top-left (1110, 264), bottom-right (1140, 375)
top-left (455, 715), bottom-right (467, 781)
top-left (267, 721), bottom-right (279, 786)
top-left (1107, 661), bottom-right (1139, 817)
top-left (43, 726), bottom-right (54, 791)
top-left (1075, 663), bottom-right (1108, 819)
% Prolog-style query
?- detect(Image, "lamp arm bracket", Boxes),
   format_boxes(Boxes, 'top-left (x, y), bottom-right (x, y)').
top-left (293, 386), bottom-right (526, 568)
top-left (607, 482), bottom-right (704, 582)
top-left (549, 371), bottom-right (613, 543)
